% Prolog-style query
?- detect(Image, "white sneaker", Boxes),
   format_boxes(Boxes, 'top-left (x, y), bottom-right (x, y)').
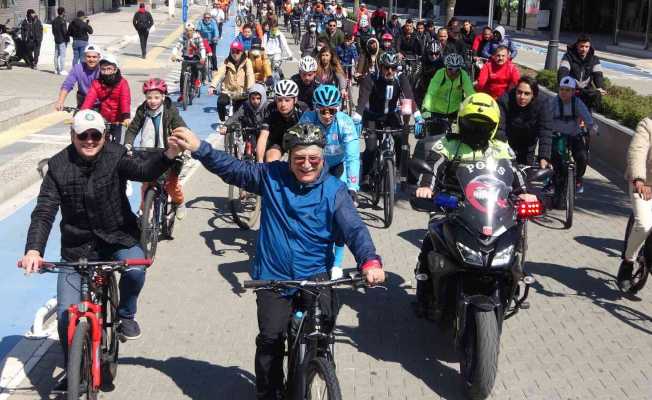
top-left (175, 204), bottom-right (186, 220)
top-left (125, 181), bottom-right (133, 197)
top-left (60, 70), bottom-right (68, 76)
top-left (330, 266), bottom-right (343, 280)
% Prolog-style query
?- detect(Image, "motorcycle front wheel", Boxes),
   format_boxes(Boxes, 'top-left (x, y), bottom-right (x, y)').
top-left (460, 309), bottom-right (499, 400)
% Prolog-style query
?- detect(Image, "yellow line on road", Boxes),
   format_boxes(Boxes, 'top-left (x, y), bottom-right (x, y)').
top-left (121, 21), bottom-right (185, 70)
top-left (0, 112), bottom-right (69, 150)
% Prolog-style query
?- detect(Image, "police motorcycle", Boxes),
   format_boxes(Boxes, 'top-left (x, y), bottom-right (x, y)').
top-left (409, 156), bottom-right (551, 400)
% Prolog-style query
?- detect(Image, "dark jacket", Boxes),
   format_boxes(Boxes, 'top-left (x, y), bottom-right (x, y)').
top-left (133, 10), bottom-right (154, 32)
top-left (557, 43), bottom-right (605, 90)
top-left (67, 17), bottom-right (93, 42)
top-left (496, 90), bottom-right (553, 162)
top-left (20, 17), bottom-right (43, 44)
top-left (124, 97), bottom-right (186, 147)
top-left (299, 31), bottom-right (317, 57)
top-left (191, 140), bottom-right (379, 280)
top-left (52, 15), bottom-right (69, 44)
top-left (460, 28), bottom-right (475, 49)
top-left (25, 143), bottom-right (174, 261)
top-left (397, 33), bottom-right (422, 57)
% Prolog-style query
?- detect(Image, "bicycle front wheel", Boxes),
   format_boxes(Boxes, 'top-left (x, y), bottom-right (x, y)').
top-left (67, 319), bottom-right (97, 400)
top-left (101, 273), bottom-right (120, 387)
top-left (383, 159), bottom-right (395, 228)
top-left (305, 357), bottom-right (342, 400)
top-left (565, 165), bottom-right (575, 229)
top-left (182, 73), bottom-right (190, 111)
top-left (140, 188), bottom-right (159, 259)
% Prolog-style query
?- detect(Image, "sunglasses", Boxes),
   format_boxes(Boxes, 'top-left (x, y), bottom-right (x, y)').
top-left (319, 107), bottom-right (338, 116)
top-left (76, 130), bottom-right (103, 141)
top-left (292, 155), bottom-right (323, 166)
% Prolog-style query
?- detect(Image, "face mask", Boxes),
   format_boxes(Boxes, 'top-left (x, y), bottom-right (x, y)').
top-left (100, 72), bottom-right (119, 86)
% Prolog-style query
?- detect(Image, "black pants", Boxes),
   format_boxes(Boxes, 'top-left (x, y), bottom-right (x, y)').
top-left (137, 29), bottom-right (149, 58)
top-left (23, 41), bottom-right (40, 67)
top-left (180, 58), bottom-right (200, 95)
top-left (361, 113), bottom-right (404, 179)
top-left (210, 42), bottom-right (218, 70)
top-left (218, 22), bottom-right (224, 38)
top-left (108, 123), bottom-right (123, 145)
top-left (217, 94), bottom-right (245, 121)
top-left (552, 135), bottom-right (588, 179)
top-left (579, 89), bottom-right (602, 111)
top-left (511, 144), bottom-right (537, 167)
top-left (255, 273), bottom-right (337, 400)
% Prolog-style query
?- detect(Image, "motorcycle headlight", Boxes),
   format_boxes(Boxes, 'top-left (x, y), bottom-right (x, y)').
top-left (491, 245), bottom-right (515, 267)
top-left (456, 242), bottom-right (483, 266)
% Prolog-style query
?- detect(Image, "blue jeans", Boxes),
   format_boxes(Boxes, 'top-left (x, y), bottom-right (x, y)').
top-left (71, 40), bottom-right (87, 65)
top-left (56, 244), bottom-right (147, 360)
top-left (54, 42), bottom-right (67, 73)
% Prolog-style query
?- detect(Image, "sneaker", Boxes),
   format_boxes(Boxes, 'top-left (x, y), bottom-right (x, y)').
top-left (118, 318), bottom-right (141, 340)
top-left (60, 70), bottom-right (68, 76)
top-left (617, 260), bottom-right (634, 292)
top-left (175, 204), bottom-right (186, 220)
top-left (330, 266), bottom-right (343, 279)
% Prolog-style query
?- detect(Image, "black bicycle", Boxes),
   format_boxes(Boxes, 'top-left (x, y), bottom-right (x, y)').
top-left (363, 123), bottom-right (413, 228)
top-left (243, 275), bottom-right (365, 400)
top-left (401, 55), bottom-right (421, 89)
top-left (551, 131), bottom-right (586, 229)
top-left (137, 148), bottom-right (183, 258)
top-left (224, 122), bottom-right (261, 229)
top-left (180, 59), bottom-right (201, 111)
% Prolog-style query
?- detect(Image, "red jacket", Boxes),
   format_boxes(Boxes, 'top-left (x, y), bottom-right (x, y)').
top-left (475, 60), bottom-right (520, 100)
top-left (82, 78), bottom-right (131, 123)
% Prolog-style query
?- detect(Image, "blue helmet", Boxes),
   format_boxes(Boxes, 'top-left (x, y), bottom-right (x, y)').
top-left (313, 84), bottom-right (341, 108)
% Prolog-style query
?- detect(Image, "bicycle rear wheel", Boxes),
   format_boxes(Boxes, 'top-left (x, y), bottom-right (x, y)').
top-left (383, 159), bottom-right (395, 228)
top-left (140, 188), bottom-right (159, 259)
top-left (182, 73), bottom-right (190, 111)
top-left (564, 165), bottom-right (575, 229)
top-left (304, 357), bottom-right (342, 400)
top-left (67, 319), bottom-right (97, 400)
top-left (162, 197), bottom-right (176, 239)
top-left (101, 273), bottom-right (119, 388)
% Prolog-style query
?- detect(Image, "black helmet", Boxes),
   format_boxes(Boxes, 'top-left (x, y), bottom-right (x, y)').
top-left (282, 123), bottom-right (326, 152)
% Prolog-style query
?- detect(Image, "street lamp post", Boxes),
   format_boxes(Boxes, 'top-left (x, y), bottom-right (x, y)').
top-left (544, 0), bottom-right (563, 70)
top-left (488, 0), bottom-right (495, 28)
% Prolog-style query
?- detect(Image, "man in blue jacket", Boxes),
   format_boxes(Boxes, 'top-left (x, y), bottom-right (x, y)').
top-left (169, 123), bottom-right (384, 400)
top-left (196, 12), bottom-right (219, 70)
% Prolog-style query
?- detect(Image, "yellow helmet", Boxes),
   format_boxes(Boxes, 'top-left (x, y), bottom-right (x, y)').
top-left (457, 93), bottom-right (500, 149)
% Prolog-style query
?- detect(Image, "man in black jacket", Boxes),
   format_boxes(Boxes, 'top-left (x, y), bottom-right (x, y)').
top-left (496, 76), bottom-right (552, 168)
top-left (68, 10), bottom-right (93, 65)
top-left (20, 109), bottom-right (181, 391)
top-left (557, 34), bottom-right (607, 111)
top-left (52, 7), bottom-right (68, 75)
top-left (20, 9), bottom-right (43, 69)
top-left (133, 3), bottom-right (154, 59)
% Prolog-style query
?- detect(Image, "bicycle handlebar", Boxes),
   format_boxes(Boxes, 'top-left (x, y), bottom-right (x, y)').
top-left (62, 106), bottom-right (78, 113)
top-left (17, 258), bottom-right (153, 272)
top-left (243, 275), bottom-right (364, 289)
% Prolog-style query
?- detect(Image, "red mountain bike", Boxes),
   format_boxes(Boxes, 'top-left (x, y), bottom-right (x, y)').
top-left (18, 258), bottom-right (152, 399)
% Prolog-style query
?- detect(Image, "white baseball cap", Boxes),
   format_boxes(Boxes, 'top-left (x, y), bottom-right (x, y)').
top-left (72, 110), bottom-right (106, 134)
top-left (559, 76), bottom-right (577, 89)
top-left (99, 52), bottom-right (119, 68)
top-left (83, 44), bottom-right (102, 57)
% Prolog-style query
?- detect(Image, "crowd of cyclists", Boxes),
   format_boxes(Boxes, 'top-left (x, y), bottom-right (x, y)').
top-left (18, 0), bottom-right (637, 398)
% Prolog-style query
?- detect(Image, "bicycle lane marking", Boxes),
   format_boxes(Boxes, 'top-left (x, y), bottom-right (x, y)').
top-left (0, 11), bottom-right (238, 393)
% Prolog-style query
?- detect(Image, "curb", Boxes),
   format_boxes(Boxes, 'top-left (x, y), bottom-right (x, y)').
top-left (0, 101), bottom-right (57, 135)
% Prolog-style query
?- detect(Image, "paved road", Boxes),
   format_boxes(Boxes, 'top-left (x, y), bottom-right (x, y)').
top-left (4, 14), bottom-right (652, 400)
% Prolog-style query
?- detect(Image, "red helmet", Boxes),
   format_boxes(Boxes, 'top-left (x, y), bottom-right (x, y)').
top-left (381, 33), bottom-right (393, 41)
top-left (142, 78), bottom-right (168, 94)
top-left (230, 40), bottom-right (244, 52)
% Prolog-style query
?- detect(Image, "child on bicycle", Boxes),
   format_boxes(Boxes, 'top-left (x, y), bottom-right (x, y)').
top-left (336, 33), bottom-right (358, 81)
top-left (548, 76), bottom-right (597, 194)
top-left (171, 23), bottom-right (206, 103)
top-left (124, 78), bottom-right (187, 219)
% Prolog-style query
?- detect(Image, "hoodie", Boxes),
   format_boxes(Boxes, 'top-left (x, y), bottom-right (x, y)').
top-left (557, 43), bottom-right (605, 90)
top-left (481, 25), bottom-right (517, 59)
top-left (356, 37), bottom-right (379, 77)
top-left (225, 83), bottom-right (268, 128)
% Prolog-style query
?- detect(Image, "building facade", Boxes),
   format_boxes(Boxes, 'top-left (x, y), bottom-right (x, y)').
top-left (1, 0), bottom-right (114, 25)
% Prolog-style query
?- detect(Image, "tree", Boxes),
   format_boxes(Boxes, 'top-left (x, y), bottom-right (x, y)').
top-left (446, 0), bottom-right (456, 25)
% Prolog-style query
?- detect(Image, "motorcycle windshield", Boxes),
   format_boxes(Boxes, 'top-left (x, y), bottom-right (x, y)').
top-left (455, 157), bottom-right (515, 237)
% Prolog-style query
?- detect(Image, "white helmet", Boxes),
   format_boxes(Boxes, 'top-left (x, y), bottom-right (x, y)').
top-left (99, 52), bottom-right (119, 68)
top-left (299, 56), bottom-right (317, 73)
top-left (274, 79), bottom-right (299, 97)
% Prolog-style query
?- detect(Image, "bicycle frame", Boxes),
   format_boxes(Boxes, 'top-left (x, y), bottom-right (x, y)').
top-left (67, 299), bottom-right (103, 390)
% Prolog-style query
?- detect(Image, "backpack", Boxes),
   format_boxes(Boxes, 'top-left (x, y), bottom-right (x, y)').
top-left (135, 13), bottom-right (150, 31)
top-left (557, 96), bottom-right (577, 122)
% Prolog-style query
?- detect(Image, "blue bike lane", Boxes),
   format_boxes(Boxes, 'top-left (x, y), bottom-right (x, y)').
top-left (0, 14), bottom-right (237, 361)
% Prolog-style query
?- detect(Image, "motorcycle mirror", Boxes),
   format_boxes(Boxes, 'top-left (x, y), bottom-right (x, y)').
top-left (526, 167), bottom-right (553, 183)
top-left (408, 158), bottom-right (432, 177)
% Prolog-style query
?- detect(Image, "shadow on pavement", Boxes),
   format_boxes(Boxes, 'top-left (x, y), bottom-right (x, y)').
top-left (120, 356), bottom-right (256, 399)
top-left (528, 262), bottom-right (652, 334)
top-left (397, 228), bottom-right (427, 249)
top-left (336, 271), bottom-right (467, 399)
top-left (574, 235), bottom-right (624, 258)
top-left (0, 338), bottom-right (64, 399)
top-left (575, 176), bottom-right (630, 218)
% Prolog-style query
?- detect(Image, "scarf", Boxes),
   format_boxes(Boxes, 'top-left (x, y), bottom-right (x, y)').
top-left (139, 104), bottom-right (164, 148)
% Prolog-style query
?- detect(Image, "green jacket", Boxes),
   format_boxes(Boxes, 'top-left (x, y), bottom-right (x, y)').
top-left (418, 136), bottom-right (517, 190)
top-left (319, 29), bottom-right (345, 50)
top-left (422, 69), bottom-right (475, 115)
top-left (124, 97), bottom-right (187, 148)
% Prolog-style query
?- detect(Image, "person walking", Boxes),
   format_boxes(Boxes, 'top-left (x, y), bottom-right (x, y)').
top-left (133, 3), bottom-right (154, 59)
top-left (52, 7), bottom-right (69, 75)
top-left (20, 9), bottom-right (43, 69)
top-left (68, 10), bottom-right (93, 65)
top-left (210, 3), bottom-right (226, 40)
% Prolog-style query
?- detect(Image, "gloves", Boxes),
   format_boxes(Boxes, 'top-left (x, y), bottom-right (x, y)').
top-left (415, 115), bottom-right (425, 139)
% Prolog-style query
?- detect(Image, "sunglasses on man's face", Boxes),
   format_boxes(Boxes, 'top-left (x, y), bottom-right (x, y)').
top-left (76, 130), bottom-right (103, 141)
top-left (319, 107), bottom-right (338, 116)
top-left (292, 155), bottom-right (323, 166)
